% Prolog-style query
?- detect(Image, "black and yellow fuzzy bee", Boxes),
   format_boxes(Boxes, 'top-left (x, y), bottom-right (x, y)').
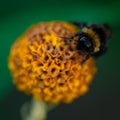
top-left (67, 22), bottom-right (112, 64)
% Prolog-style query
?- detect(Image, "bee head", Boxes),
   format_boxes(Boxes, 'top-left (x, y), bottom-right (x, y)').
top-left (76, 32), bottom-right (94, 53)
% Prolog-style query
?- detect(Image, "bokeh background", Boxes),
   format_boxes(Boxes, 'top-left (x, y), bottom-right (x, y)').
top-left (0, 0), bottom-right (120, 120)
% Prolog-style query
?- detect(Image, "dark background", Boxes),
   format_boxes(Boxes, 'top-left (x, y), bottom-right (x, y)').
top-left (0, 0), bottom-right (120, 120)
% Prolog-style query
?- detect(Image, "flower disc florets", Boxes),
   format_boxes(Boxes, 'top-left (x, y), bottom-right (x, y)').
top-left (8, 21), bottom-right (96, 104)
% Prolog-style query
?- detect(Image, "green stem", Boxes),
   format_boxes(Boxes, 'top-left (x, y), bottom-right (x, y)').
top-left (21, 99), bottom-right (56, 120)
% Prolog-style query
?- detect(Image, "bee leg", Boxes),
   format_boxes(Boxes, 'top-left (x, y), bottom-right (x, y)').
top-left (81, 54), bottom-right (91, 65)
top-left (60, 32), bottom-right (83, 41)
top-left (77, 49), bottom-right (85, 58)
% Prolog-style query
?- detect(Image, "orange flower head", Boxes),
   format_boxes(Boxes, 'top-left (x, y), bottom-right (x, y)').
top-left (8, 21), bottom-right (97, 104)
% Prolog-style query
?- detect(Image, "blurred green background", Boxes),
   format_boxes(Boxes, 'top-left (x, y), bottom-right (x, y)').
top-left (0, 0), bottom-right (120, 120)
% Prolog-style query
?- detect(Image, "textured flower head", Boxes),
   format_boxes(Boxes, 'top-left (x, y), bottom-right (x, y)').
top-left (8, 21), bottom-right (96, 104)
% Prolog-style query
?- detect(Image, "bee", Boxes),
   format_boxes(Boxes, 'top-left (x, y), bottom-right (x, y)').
top-left (65, 22), bottom-right (112, 64)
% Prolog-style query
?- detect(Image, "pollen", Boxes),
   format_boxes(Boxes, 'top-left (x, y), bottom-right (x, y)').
top-left (8, 21), bottom-right (97, 104)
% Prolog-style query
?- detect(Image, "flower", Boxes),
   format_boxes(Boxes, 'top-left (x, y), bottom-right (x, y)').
top-left (8, 21), bottom-right (96, 104)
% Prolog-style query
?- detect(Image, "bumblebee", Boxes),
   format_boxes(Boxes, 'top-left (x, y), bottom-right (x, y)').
top-left (67, 22), bottom-right (112, 64)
